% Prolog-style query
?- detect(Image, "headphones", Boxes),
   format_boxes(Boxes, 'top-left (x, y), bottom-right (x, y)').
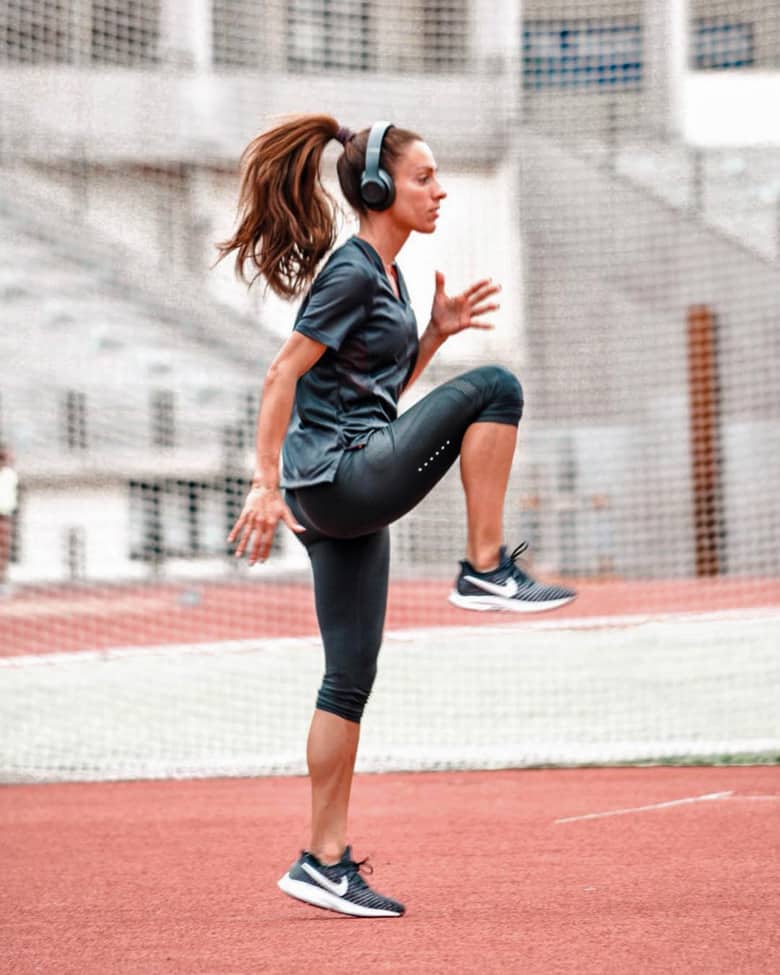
top-left (359, 121), bottom-right (395, 211)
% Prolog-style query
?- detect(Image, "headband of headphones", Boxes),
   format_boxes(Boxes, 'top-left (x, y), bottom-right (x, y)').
top-left (359, 121), bottom-right (395, 211)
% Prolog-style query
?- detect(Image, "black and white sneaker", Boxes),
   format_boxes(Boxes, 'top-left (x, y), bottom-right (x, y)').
top-left (448, 542), bottom-right (576, 613)
top-left (278, 847), bottom-right (405, 918)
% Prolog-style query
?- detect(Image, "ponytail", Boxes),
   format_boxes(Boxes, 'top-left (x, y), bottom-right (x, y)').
top-left (216, 114), bottom-right (422, 300)
top-left (216, 113), bottom-right (341, 300)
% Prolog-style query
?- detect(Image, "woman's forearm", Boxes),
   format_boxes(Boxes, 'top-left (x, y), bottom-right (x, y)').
top-left (404, 320), bottom-right (446, 392)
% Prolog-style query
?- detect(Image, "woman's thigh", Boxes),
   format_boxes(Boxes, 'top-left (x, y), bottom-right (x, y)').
top-left (291, 366), bottom-right (522, 539)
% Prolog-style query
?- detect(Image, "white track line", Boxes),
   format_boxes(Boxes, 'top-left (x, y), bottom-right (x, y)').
top-left (555, 790), bottom-right (734, 824)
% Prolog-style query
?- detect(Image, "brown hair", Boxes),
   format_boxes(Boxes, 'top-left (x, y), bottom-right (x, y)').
top-left (215, 114), bottom-right (422, 300)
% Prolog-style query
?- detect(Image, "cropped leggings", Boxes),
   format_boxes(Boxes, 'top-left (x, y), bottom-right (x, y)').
top-left (286, 365), bottom-right (523, 723)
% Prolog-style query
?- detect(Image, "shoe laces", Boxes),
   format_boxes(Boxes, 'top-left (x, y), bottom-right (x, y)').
top-left (508, 541), bottom-right (528, 563)
top-left (502, 541), bottom-right (533, 585)
top-left (346, 855), bottom-right (373, 879)
top-left (307, 850), bottom-right (373, 880)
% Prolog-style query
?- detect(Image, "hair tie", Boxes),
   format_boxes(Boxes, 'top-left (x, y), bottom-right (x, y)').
top-left (335, 126), bottom-right (354, 146)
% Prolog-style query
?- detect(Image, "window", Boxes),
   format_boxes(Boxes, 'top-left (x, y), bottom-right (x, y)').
top-left (212, 0), bottom-right (263, 69)
top-left (0, 0), bottom-right (159, 66)
top-left (150, 390), bottom-right (176, 449)
top-left (62, 390), bottom-right (88, 452)
top-left (89, 0), bottom-right (159, 67)
top-left (287, 0), bottom-right (373, 72)
top-left (422, 1), bottom-right (469, 73)
top-left (0, 0), bottom-right (71, 64)
top-left (523, 21), bottom-right (642, 90)
top-left (128, 477), bottom-right (283, 561)
top-left (693, 20), bottom-right (753, 70)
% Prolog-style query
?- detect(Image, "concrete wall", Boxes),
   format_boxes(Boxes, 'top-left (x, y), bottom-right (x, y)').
top-left (0, 68), bottom-right (514, 168)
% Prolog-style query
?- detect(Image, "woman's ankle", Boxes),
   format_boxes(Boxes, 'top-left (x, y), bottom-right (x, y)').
top-left (466, 545), bottom-right (501, 572)
top-left (308, 844), bottom-right (345, 866)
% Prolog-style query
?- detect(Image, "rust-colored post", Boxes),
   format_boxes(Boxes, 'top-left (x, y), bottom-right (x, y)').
top-left (687, 305), bottom-right (721, 576)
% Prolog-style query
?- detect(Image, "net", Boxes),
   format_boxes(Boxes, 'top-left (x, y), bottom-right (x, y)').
top-left (1, 1), bottom-right (779, 782)
top-left (3, 613), bottom-right (779, 783)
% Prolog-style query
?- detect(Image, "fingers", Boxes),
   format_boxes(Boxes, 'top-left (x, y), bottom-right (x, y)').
top-left (227, 510), bottom-right (250, 547)
top-left (464, 278), bottom-right (501, 302)
top-left (232, 519), bottom-right (257, 559)
top-left (227, 502), bottom-right (306, 566)
top-left (471, 300), bottom-right (500, 318)
top-left (281, 506), bottom-right (306, 534)
top-left (233, 517), bottom-right (273, 564)
top-left (227, 506), bottom-right (266, 562)
top-left (248, 525), bottom-right (275, 566)
top-left (434, 270), bottom-right (445, 293)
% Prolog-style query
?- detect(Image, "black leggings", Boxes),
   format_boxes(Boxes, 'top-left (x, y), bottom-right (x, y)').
top-left (286, 365), bottom-right (523, 723)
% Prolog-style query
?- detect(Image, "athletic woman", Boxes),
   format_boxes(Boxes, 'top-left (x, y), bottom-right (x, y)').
top-left (220, 115), bottom-right (575, 918)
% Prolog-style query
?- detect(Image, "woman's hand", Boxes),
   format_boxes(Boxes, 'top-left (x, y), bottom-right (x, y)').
top-left (429, 271), bottom-right (500, 339)
top-left (227, 485), bottom-right (304, 565)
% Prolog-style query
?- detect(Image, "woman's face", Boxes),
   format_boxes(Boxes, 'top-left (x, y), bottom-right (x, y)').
top-left (388, 140), bottom-right (447, 234)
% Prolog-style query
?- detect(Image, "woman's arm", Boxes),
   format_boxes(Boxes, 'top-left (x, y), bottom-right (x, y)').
top-left (229, 332), bottom-right (327, 564)
top-left (251, 333), bottom-right (325, 490)
top-left (403, 271), bottom-right (501, 392)
top-left (403, 320), bottom-right (446, 392)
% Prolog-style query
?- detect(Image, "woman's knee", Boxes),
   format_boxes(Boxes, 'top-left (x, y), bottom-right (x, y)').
top-left (316, 665), bottom-right (378, 723)
top-left (462, 364), bottom-right (523, 425)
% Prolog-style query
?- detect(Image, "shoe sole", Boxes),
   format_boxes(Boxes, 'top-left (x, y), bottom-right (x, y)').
top-left (448, 591), bottom-right (576, 613)
top-left (278, 872), bottom-right (403, 918)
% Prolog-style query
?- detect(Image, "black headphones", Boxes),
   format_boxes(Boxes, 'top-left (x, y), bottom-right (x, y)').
top-left (359, 121), bottom-right (395, 211)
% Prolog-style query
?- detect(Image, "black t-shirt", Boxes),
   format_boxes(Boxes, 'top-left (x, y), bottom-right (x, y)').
top-left (281, 236), bottom-right (419, 489)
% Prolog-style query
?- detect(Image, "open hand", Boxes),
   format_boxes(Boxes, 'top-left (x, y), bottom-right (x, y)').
top-left (227, 486), bottom-right (304, 565)
top-left (430, 271), bottom-right (500, 339)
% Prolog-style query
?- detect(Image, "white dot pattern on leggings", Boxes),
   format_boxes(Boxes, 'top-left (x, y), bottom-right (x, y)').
top-left (418, 441), bottom-right (451, 472)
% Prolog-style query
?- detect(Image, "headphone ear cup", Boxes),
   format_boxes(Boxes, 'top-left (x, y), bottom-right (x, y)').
top-left (360, 167), bottom-right (395, 211)
top-left (360, 121), bottom-right (396, 211)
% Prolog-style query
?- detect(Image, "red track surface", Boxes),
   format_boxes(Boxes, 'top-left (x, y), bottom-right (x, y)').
top-left (2, 576), bottom-right (779, 656)
top-left (2, 767), bottom-right (779, 974)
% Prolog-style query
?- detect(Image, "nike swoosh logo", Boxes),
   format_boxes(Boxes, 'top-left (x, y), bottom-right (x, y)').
top-left (463, 575), bottom-right (518, 598)
top-left (301, 862), bottom-right (349, 897)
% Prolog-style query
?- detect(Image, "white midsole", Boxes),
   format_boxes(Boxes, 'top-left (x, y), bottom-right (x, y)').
top-left (278, 872), bottom-right (402, 918)
top-left (448, 591), bottom-right (575, 613)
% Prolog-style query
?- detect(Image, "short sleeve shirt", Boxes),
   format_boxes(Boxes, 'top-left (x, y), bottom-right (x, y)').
top-left (281, 236), bottom-right (419, 489)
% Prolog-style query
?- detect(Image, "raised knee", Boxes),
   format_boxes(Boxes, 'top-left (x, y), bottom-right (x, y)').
top-left (467, 365), bottom-right (523, 424)
top-left (491, 365), bottom-right (523, 411)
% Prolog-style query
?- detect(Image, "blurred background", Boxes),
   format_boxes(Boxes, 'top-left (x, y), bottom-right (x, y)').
top-left (1, 2), bottom-right (778, 781)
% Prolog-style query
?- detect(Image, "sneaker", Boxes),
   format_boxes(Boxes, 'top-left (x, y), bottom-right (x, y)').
top-left (278, 846), bottom-right (405, 918)
top-left (448, 542), bottom-right (576, 613)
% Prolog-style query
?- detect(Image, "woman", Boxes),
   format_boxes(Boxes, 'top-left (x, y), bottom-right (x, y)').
top-left (220, 115), bottom-right (575, 918)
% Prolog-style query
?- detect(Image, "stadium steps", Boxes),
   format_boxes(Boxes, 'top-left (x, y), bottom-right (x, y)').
top-left (0, 191), bottom-right (271, 478)
top-left (569, 137), bottom-right (780, 264)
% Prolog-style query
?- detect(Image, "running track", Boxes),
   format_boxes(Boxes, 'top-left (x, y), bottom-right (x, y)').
top-left (3, 581), bottom-right (779, 972)
top-left (2, 576), bottom-right (779, 655)
top-left (2, 767), bottom-right (779, 974)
